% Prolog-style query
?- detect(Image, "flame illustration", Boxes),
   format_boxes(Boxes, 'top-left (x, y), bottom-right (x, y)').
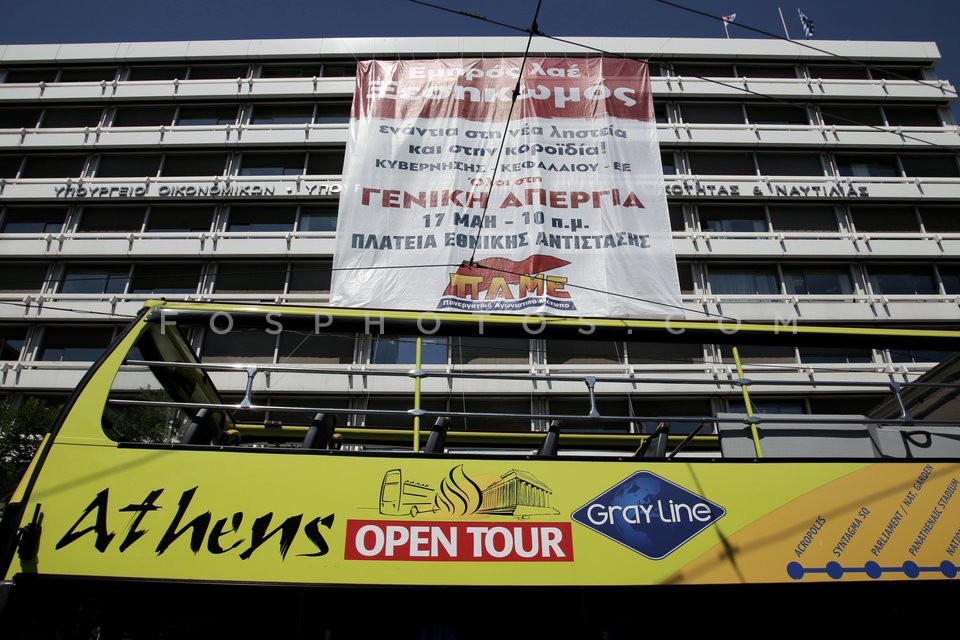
top-left (442, 255), bottom-right (570, 296)
top-left (433, 465), bottom-right (483, 516)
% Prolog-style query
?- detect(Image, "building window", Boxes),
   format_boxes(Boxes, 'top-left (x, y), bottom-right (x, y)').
top-left (699, 205), bottom-right (768, 233)
top-left (111, 105), bottom-right (177, 127)
top-left (806, 64), bottom-right (870, 80)
top-left (258, 62), bottom-right (355, 78)
top-left (19, 155), bottom-right (86, 178)
top-left (214, 262), bottom-right (286, 293)
top-left (450, 336), bottom-right (529, 365)
top-left (0, 207), bottom-right (67, 233)
top-left (306, 149), bottom-right (345, 175)
top-left (278, 332), bottom-right (355, 364)
top-left (884, 106), bottom-right (942, 127)
top-left (0, 326), bottom-right (26, 360)
top-left (38, 107), bottom-right (103, 128)
top-left (226, 205), bottom-right (297, 232)
top-left (56, 67), bottom-right (120, 83)
top-left (287, 261), bottom-right (333, 293)
top-left (756, 153), bottom-right (823, 176)
top-left (37, 326), bottom-right (116, 362)
top-left (920, 207), bottom-right (960, 233)
top-left (782, 266), bottom-right (854, 295)
top-left (129, 263), bottom-right (202, 294)
top-left (887, 349), bottom-right (954, 364)
top-left (76, 206), bottom-right (146, 233)
top-left (451, 396), bottom-right (532, 432)
top-left (653, 102), bottom-right (668, 124)
top-left (0, 107), bottom-right (41, 128)
top-left (314, 101), bottom-right (350, 124)
top-left (546, 340), bottom-right (623, 365)
top-left (679, 103), bottom-right (744, 124)
top-left (688, 151), bottom-right (755, 175)
top-left (125, 66), bottom-right (189, 81)
top-left (798, 347), bottom-right (873, 364)
top-left (668, 204), bottom-right (684, 231)
top-left (870, 66), bottom-right (927, 81)
top-left (0, 263), bottom-right (48, 292)
top-left (729, 398), bottom-right (806, 414)
top-left (821, 105), bottom-right (884, 127)
top-left (370, 335), bottom-right (448, 365)
top-left (745, 104), bottom-right (808, 125)
top-left (629, 342), bottom-right (706, 364)
top-left (708, 266), bottom-right (779, 295)
top-left (937, 266), bottom-right (960, 294)
top-left (184, 65), bottom-right (250, 80)
top-left (0, 156), bottom-right (24, 178)
top-left (298, 206), bottom-right (338, 232)
top-left (867, 266), bottom-right (937, 295)
top-left (175, 105), bottom-right (239, 126)
top-left (900, 154), bottom-right (960, 178)
top-left (59, 265), bottom-right (129, 294)
top-left (768, 205), bottom-right (839, 232)
top-left (849, 206), bottom-right (920, 232)
top-left (160, 153), bottom-right (228, 177)
top-left (144, 205), bottom-right (216, 232)
top-left (735, 64), bottom-right (797, 78)
top-left (719, 344), bottom-right (796, 364)
top-left (258, 64), bottom-right (325, 78)
top-left (95, 154), bottom-right (161, 178)
top-left (660, 151), bottom-right (676, 175)
top-left (675, 261), bottom-right (696, 294)
top-left (3, 68), bottom-right (59, 83)
top-left (250, 104), bottom-right (316, 124)
top-left (835, 155), bottom-right (899, 177)
top-left (201, 328), bottom-right (276, 364)
top-left (672, 63), bottom-right (736, 77)
top-left (238, 152), bottom-right (306, 176)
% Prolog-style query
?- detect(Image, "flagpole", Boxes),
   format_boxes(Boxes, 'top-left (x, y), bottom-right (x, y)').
top-left (778, 7), bottom-right (791, 39)
top-left (723, 20), bottom-right (730, 38)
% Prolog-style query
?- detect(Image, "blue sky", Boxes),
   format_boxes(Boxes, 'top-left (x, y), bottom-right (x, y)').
top-left (0, 1), bottom-right (956, 113)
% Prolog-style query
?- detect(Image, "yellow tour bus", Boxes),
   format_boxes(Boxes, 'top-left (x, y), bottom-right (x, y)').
top-left (1, 299), bottom-right (959, 637)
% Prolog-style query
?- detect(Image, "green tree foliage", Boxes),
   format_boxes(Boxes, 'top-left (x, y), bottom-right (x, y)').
top-left (102, 389), bottom-right (186, 444)
top-left (0, 399), bottom-right (60, 504)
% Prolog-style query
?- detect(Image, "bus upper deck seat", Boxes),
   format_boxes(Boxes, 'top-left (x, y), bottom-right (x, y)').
top-left (422, 416), bottom-right (451, 453)
top-left (181, 408), bottom-right (235, 445)
top-left (302, 412), bottom-right (338, 450)
top-left (635, 422), bottom-right (669, 458)
top-left (536, 420), bottom-right (561, 457)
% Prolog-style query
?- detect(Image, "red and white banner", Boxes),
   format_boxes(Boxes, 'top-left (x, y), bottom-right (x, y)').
top-left (330, 58), bottom-right (681, 317)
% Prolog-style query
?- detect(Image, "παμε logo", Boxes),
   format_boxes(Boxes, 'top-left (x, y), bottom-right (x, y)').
top-left (571, 471), bottom-right (725, 560)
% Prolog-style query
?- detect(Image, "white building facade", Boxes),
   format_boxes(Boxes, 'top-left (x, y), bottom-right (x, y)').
top-left (0, 36), bottom-right (958, 430)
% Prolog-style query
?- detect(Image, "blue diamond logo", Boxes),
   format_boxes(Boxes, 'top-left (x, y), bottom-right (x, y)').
top-left (572, 471), bottom-right (726, 560)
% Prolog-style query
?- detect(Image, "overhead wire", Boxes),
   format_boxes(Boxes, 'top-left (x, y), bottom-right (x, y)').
top-left (464, 0), bottom-right (543, 265)
top-left (654, 0), bottom-right (958, 99)
top-left (409, 0), bottom-right (959, 151)
top-left (3, 2), bottom-right (958, 324)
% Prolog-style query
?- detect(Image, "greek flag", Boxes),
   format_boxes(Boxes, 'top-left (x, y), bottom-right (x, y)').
top-left (798, 9), bottom-right (815, 38)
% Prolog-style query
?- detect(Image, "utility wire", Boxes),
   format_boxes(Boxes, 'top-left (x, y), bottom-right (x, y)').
top-left (410, 0), bottom-right (958, 151)
top-left (465, 0), bottom-right (543, 265)
top-left (654, 0), bottom-right (958, 99)
top-left (5, 3), bottom-right (956, 322)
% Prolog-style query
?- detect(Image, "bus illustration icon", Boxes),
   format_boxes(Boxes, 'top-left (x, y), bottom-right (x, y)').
top-left (379, 469), bottom-right (437, 517)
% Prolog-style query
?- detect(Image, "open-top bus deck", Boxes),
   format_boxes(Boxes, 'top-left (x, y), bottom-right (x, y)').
top-left (1, 300), bottom-right (958, 637)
